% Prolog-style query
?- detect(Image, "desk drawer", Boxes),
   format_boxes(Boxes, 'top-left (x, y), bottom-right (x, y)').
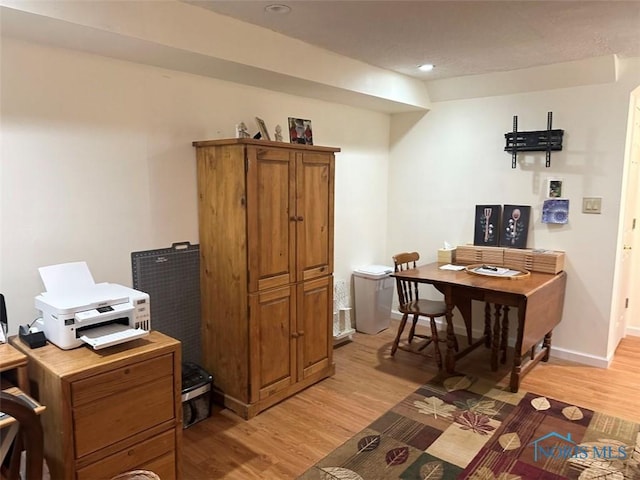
top-left (76, 429), bottom-right (175, 480)
top-left (71, 354), bottom-right (173, 407)
top-left (73, 375), bottom-right (175, 458)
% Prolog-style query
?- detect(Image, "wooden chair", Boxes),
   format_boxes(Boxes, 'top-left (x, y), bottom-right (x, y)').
top-left (390, 252), bottom-right (449, 367)
top-left (0, 392), bottom-right (44, 480)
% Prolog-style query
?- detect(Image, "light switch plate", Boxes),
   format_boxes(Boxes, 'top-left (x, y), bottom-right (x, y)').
top-left (582, 197), bottom-right (602, 214)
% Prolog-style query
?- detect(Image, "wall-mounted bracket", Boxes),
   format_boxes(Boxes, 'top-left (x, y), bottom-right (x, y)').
top-left (505, 112), bottom-right (564, 168)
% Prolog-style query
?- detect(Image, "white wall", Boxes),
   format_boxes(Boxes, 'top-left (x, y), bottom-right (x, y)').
top-left (388, 57), bottom-right (640, 363)
top-left (0, 38), bottom-right (391, 332)
top-left (2, 35), bottom-right (638, 366)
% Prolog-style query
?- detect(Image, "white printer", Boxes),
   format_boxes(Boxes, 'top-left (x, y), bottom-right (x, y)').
top-left (35, 262), bottom-right (151, 350)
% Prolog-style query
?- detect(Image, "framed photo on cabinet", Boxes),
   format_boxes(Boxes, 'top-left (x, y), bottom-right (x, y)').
top-left (255, 117), bottom-right (271, 141)
top-left (288, 117), bottom-right (313, 145)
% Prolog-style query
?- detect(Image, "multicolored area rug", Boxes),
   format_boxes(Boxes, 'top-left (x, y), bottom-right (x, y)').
top-left (298, 376), bottom-right (640, 479)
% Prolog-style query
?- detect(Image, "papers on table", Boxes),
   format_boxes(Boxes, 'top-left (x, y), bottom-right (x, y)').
top-left (473, 265), bottom-right (521, 277)
top-left (439, 264), bottom-right (465, 271)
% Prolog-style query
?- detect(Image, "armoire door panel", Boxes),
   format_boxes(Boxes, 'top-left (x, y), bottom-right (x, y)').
top-left (296, 153), bottom-right (335, 282)
top-left (247, 147), bottom-right (296, 292)
top-left (297, 276), bottom-right (333, 381)
top-left (249, 286), bottom-right (296, 403)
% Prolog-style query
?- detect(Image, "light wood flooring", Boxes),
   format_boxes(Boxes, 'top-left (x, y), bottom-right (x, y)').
top-left (182, 322), bottom-right (640, 479)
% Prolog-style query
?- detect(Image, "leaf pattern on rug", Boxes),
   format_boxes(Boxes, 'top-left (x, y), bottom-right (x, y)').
top-left (498, 432), bottom-right (521, 451)
top-left (567, 440), bottom-right (633, 479)
top-left (385, 446), bottom-right (409, 467)
top-left (356, 435), bottom-right (380, 453)
top-left (414, 396), bottom-right (457, 419)
top-left (530, 396), bottom-right (551, 411)
top-left (443, 375), bottom-right (472, 392)
top-left (468, 466), bottom-right (495, 479)
top-left (319, 466), bottom-right (364, 480)
top-left (454, 398), bottom-right (499, 417)
top-left (300, 378), bottom-right (640, 480)
top-left (419, 461), bottom-right (444, 479)
top-left (454, 411), bottom-right (496, 435)
top-left (575, 467), bottom-right (624, 480)
top-left (562, 405), bottom-right (584, 420)
top-left (468, 466), bottom-right (522, 480)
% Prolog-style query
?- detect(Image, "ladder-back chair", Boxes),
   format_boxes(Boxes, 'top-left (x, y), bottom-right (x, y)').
top-left (391, 252), bottom-right (449, 367)
top-left (0, 392), bottom-right (44, 480)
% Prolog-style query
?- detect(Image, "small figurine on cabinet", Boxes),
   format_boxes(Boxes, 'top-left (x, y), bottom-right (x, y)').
top-left (274, 125), bottom-right (283, 142)
top-left (235, 122), bottom-right (250, 138)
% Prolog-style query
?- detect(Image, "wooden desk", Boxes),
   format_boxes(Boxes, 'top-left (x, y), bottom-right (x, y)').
top-left (10, 331), bottom-right (182, 480)
top-left (392, 262), bottom-right (567, 392)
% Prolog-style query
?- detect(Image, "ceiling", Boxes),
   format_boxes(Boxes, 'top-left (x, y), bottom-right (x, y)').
top-left (186, 0), bottom-right (640, 82)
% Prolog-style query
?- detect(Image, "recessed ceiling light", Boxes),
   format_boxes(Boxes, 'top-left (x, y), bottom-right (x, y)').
top-left (265, 4), bottom-right (291, 14)
top-left (418, 64), bottom-right (435, 72)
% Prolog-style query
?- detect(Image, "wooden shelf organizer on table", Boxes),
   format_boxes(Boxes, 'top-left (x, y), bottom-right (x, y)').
top-left (193, 138), bottom-right (339, 419)
top-left (10, 331), bottom-right (182, 480)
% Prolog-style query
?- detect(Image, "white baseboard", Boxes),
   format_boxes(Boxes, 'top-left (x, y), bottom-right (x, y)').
top-left (626, 325), bottom-right (640, 337)
top-left (390, 310), bottom-right (611, 368)
top-left (547, 347), bottom-right (610, 368)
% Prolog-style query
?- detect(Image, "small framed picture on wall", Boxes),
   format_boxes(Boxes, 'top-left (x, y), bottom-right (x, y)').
top-left (547, 178), bottom-right (563, 198)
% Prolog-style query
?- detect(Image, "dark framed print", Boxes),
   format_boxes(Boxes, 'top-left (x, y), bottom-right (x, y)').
top-left (288, 117), bottom-right (313, 145)
top-left (473, 205), bottom-right (501, 246)
top-left (500, 205), bottom-right (531, 248)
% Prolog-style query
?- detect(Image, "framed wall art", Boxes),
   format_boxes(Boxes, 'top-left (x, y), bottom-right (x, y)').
top-left (288, 117), bottom-right (313, 145)
top-left (547, 178), bottom-right (563, 198)
top-left (473, 205), bottom-right (501, 246)
top-left (500, 205), bottom-right (531, 248)
top-left (255, 117), bottom-right (271, 141)
top-left (542, 199), bottom-right (569, 224)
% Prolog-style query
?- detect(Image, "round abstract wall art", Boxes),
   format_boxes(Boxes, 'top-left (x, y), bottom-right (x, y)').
top-left (542, 199), bottom-right (569, 224)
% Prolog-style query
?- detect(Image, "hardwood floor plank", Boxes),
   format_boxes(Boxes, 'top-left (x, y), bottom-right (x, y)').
top-left (183, 322), bottom-right (640, 479)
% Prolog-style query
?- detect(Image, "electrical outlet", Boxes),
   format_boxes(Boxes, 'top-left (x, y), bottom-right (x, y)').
top-left (582, 197), bottom-right (602, 214)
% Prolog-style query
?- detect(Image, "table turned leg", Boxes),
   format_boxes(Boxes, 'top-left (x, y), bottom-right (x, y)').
top-left (510, 355), bottom-right (522, 393)
top-left (501, 306), bottom-right (510, 364)
top-left (491, 304), bottom-right (502, 371)
top-left (444, 286), bottom-right (456, 373)
top-left (542, 331), bottom-right (552, 361)
top-left (484, 302), bottom-right (492, 348)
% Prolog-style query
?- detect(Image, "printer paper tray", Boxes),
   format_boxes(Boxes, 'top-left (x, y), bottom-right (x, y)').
top-left (79, 323), bottom-right (149, 350)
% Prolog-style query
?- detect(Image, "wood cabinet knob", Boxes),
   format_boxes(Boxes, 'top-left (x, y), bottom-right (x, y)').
top-left (291, 332), bottom-right (299, 338)
top-left (297, 216), bottom-right (304, 221)
top-left (297, 331), bottom-right (305, 337)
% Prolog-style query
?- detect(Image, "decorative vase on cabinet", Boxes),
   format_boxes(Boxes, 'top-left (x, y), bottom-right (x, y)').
top-left (193, 138), bottom-right (339, 419)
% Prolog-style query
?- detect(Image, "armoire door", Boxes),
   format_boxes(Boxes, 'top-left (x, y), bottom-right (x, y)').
top-left (296, 276), bottom-right (333, 382)
top-left (295, 151), bottom-right (335, 282)
top-left (246, 146), bottom-right (297, 292)
top-left (249, 285), bottom-right (296, 403)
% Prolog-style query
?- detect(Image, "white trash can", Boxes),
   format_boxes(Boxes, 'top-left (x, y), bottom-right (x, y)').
top-left (353, 265), bottom-right (395, 334)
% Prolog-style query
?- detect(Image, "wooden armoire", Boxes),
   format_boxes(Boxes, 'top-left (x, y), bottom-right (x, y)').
top-left (193, 138), bottom-right (339, 419)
